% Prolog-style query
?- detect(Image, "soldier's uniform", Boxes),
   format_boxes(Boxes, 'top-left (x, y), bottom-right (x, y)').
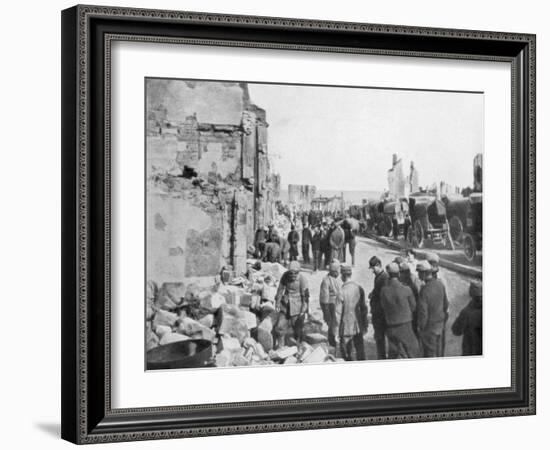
top-left (274, 262), bottom-right (309, 347)
top-left (369, 260), bottom-right (389, 359)
top-left (319, 265), bottom-right (343, 346)
top-left (338, 274), bottom-right (368, 361)
top-left (417, 262), bottom-right (449, 358)
top-left (452, 281), bottom-right (482, 356)
top-left (380, 264), bottom-right (420, 358)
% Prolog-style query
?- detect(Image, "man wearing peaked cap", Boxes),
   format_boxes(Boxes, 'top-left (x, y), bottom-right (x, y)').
top-left (368, 256), bottom-right (389, 359)
top-left (379, 262), bottom-right (420, 358)
top-left (274, 260), bottom-right (309, 348)
top-left (416, 260), bottom-right (431, 272)
top-left (452, 280), bottom-right (482, 356)
top-left (338, 264), bottom-right (368, 361)
top-left (416, 259), bottom-right (449, 357)
top-left (398, 261), bottom-right (422, 335)
top-left (319, 259), bottom-right (343, 346)
top-left (426, 252), bottom-right (441, 277)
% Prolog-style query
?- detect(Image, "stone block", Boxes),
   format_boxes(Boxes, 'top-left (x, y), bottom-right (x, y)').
top-left (152, 309), bottom-right (178, 329)
top-left (283, 356), bottom-right (298, 365)
top-left (215, 350), bottom-right (233, 367)
top-left (272, 346), bottom-right (298, 360)
top-left (256, 326), bottom-right (273, 353)
top-left (303, 333), bottom-right (328, 346)
top-left (243, 311), bottom-right (258, 330)
top-left (200, 292), bottom-right (226, 312)
top-left (198, 314), bottom-right (214, 328)
top-left (146, 329), bottom-right (160, 351)
top-left (218, 305), bottom-right (249, 343)
top-left (302, 346), bottom-right (328, 364)
top-left (177, 317), bottom-right (205, 336)
top-left (159, 332), bottom-right (190, 346)
top-left (218, 336), bottom-right (242, 353)
top-left (154, 324), bottom-right (171, 338)
top-left (156, 282), bottom-right (186, 310)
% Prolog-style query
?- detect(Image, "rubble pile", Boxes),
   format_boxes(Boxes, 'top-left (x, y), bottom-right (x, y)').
top-left (146, 264), bottom-right (343, 367)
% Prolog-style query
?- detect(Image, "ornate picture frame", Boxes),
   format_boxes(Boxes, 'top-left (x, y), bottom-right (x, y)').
top-left (61, 4), bottom-right (535, 444)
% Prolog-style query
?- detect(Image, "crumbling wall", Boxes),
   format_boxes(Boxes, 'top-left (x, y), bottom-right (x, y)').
top-left (146, 79), bottom-right (276, 284)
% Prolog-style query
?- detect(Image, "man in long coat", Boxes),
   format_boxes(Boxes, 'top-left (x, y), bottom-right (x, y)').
top-left (369, 256), bottom-right (389, 359)
top-left (338, 264), bottom-right (368, 361)
top-left (287, 225), bottom-right (300, 262)
top-left (330, 222), bottom-right (345, 262)
top-left (380, 263), bottom-right (420, 358)
top-left (452, 280), bottom-right (482, 356)
top-left (416, 260), bottom-right (450, 357)
top-left (301, 223), bottom-right (312, 264)
top-left (311, 225), bottom-right (323, 272)
top-left (319, 260), bottom-right (343, 346)
top-left (274, 261), bottom-right (309, 348)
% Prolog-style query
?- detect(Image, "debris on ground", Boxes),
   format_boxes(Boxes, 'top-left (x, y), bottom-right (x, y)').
top-left (145, 254), bottom-right (346, 367)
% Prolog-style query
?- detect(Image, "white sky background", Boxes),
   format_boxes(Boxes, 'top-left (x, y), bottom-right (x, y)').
top-left (248, 83), bottom-right (484, 191)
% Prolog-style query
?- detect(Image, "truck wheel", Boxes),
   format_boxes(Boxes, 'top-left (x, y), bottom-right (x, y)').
top-left (449, 216), bottom-right (464, 243)
top-left (463, 233), bottom-right (476, 261)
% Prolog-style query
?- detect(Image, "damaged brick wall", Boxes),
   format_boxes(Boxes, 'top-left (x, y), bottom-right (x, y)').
top-left (146, 79), bottom-right (277, 284)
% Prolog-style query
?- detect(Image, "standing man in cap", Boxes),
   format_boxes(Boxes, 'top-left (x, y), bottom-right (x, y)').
top-left (311, 225), bottom-right (323, 272)
top-left (379, 263), bottom-right (420, 358)
top-left (330, 221), bottom-right (346, 262)
top-left (319, 259), bottom-right (343, 346)
top-left (254, 226), bottom-right (268, 260)
top-left (274, 261), bottom-right (309, 348)
top-left (301, 222), bottom-right (312, 265)
top-left (452, 280), bottom-right (482, 356)
top-left (426, 252), bottom-right (449, 355)
top-left (287, 224), bottom-right (300, 262)
top-left (395, 257), bottom-right (422, 335)
top-left (368, 256), bottom-right (389, 359)
top-left (416, 260), bottom-right (450, 357)
top-left (338, 264), bottom-right (368, 361)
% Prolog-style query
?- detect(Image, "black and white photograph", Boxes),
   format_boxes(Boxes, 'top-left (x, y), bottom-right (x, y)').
top-left (145, 78), bottom-right (484, 370)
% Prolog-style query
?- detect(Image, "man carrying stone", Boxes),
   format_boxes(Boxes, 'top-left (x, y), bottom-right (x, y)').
top-left (274, 261), bottom-right (309, 348)
top-left (338, 264), bottom-right (368, 361)
top-left (379, 263), bottom-right (420, 358)
top-left (416, 260), bottom-right (450, 358)
top-left (368, 256), bottom-right (389, 359)
top-left (319, 260), bottom-right (343, 346)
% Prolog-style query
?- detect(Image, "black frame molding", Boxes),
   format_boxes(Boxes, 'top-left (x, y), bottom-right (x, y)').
top-left (61, 4), bottom-right (536, 444)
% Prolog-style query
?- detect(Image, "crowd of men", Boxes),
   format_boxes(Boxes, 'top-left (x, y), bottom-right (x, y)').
top-left (253, 213), bottom-right (358, 270)
top-left (269, 249), bottom-right (482, 361)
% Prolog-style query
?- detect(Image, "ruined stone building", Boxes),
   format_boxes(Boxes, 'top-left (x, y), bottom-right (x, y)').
top-left (387, 153), bottom-right (407, 198)
top-left (311, 195), bottom-right (345, 214)
top-left (288, 184), bottom-right (317, 211)
top-left (473, 153), bottom-right (483, 192)
top-left (146, 79), bottom-right (279, 285)
top-left (409, 161), bottom-right (419, 194)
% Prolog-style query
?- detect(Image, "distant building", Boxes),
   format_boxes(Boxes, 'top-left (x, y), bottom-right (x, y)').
top-left (388, 153), bottom-right (407, 198)
top-left (146, 79), bottom-right (277, 282)
top-left (409, 161), bottom-right (419, 194)
top-left (474, 153), bottom-right (483, 192)
top-left (311, 194), bottom-right (345, 213)
top-left (288, 184), bottom-right (317, 211)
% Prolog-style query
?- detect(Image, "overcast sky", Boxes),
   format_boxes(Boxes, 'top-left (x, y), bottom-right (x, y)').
top-left (248, 83), bottom-right (483, 192)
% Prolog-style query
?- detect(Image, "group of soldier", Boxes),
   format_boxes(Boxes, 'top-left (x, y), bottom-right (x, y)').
top-left (271, 250), bottom-right (482, 361)
top-left (254, 215), bottom-right (358, 270)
